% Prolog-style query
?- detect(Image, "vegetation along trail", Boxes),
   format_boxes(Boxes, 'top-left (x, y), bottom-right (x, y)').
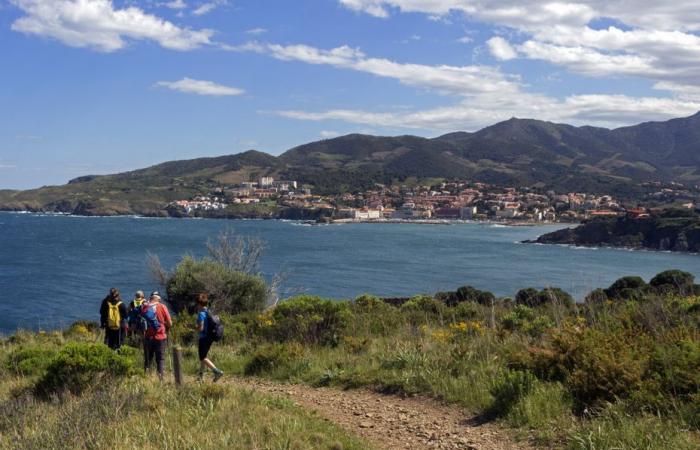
top-left (227, 376), bottom-right (531, 450)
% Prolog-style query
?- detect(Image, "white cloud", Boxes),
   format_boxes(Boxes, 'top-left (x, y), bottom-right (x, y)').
top-left (192, 0), bottom-right (226, 16)
top-left (245, 27), bottom-right (267, 35)
top-left (254, 42), bottom-right (699, 130)
top-left (336, 1), bottom-right (700, 98)
top-left (164, 0), bottom-right (187, 10)
top-left (250, 43), bottom-right (520, 96)
top-left (456, 35), bottom-right (473, 44)
top-left (0, 164), bottom-right (18, 169)
top-left (155, 77), bottom-right (245, 96)
top-left (10, 0), bottom-right (213, 52)
top-left (487, 36), bottom-right (517, 60)
top-left (320, 130), bottom-right (341, 138)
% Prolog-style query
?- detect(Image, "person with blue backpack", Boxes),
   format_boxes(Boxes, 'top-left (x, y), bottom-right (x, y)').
top-left (195, 293), bottom-right (224, 382)
top-left (142, 291), bottom-right (172, 380)
top-left (127, 291), bottom-right (147, 359)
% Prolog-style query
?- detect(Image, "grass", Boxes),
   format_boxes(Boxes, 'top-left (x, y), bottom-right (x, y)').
top-left (2, 279), bottom-right (700, 449)
top-left (0, 333), bottom-right (370, 450)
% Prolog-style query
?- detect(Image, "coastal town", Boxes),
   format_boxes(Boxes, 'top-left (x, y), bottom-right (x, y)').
top-left (168, 177), bottom-right (700, 223)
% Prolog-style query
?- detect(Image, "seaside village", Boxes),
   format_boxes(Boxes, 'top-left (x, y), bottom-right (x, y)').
top-left (169, 177), bottom-right (699, 223)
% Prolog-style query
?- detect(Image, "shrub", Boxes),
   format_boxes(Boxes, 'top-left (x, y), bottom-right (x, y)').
top-left (488, 369), bottom-right (536, 417)
top-left (515, 287), bottom-right (574, 308)
top-left (166, 255), bottom-right (268, 314)
top-left (604, 276), bottom-right (648, 300)
top-left (401, 295), bottom-right (443, 313)
top-left (259, 296), bottom-right (351, 346)
top-left (243, 343), bottom-right (307, 377)
top-left (5, 345), bottom-right (58, 376)
top-left (650, 270), bottom-right (695, 296)
top-left (436, 285), bottom-right (495, 306)
top-left (35, 343), bottom-right (136, 397)
top-left (545, 326), bottom-right (649, 412)
top-left (64, 320), bottom-right (100, 337)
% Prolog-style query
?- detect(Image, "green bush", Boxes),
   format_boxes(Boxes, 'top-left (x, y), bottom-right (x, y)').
top-left (650, 270), bottom-right (695, 296)
top-left (350, 295), bottom-right (401, 336)
top-left (604, 276), bottom-right (648, 300)
top-left (243, 343), bottom-right (307, 377)
top-left (436, 285), bottom-right (495, 306)
top-left (515, 287), bottom-right (574, 308)
top-left (545, 326), bottom-right (649, 412)
top-left (488, 369), bottom-right (536, 417)
top-left (260, 296), bottom-right (351, 346)
top-left (35, 343), bottom-right (136, 397)
top-left (166, 255), bottom-right (268, 314)
top-left (401, 295), bottom-right (443, 313)
top-left (5, 345), bottom-right (59, 376)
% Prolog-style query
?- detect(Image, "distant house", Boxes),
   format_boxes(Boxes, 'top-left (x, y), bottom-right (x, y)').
top-left (626, 208), bottom-right (649, 219)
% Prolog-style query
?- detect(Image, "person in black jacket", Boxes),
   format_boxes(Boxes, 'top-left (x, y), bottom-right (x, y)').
top-left (100, 288), bottom-right (128, 350)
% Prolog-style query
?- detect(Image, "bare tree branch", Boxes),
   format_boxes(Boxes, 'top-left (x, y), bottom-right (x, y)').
top-left (146, 251), bottom-right (168, 289)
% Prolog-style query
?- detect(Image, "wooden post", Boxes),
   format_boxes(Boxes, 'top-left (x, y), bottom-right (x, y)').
top-left (172, 345), bottom-right (184, 386)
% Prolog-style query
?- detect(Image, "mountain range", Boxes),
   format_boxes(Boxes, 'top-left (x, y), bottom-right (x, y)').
top-left (1, 112), bottom-right (699, 215)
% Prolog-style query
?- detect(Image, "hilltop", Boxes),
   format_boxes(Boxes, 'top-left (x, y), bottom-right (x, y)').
top-left (2, 112), bottom-right (700, 216)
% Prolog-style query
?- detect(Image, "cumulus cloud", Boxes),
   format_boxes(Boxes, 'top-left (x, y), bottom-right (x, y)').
top-left (336, 1), bottom-right (700, 98)
top-left (487, 36), bottom-right (517, 60)
top-left (10, 0), bottom-right (213, 52)
top-left (155, 77), bottom-right (245, 96)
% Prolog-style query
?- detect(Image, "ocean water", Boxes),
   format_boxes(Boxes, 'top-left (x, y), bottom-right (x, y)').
top-left (0, 212), bottom-right (698, 333)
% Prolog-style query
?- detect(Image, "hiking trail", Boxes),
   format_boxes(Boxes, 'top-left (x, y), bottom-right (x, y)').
top-left (226, 377), bottom-right (533, 450)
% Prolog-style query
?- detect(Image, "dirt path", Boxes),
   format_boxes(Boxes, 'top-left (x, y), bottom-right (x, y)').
top-left (227, 377), bottom-right (533, 450)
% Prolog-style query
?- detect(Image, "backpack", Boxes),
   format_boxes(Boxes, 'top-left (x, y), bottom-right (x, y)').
top-left (141, 302), bottom-right (161, 332)
top-left (206, 310), bottom-right (224, 342)
top-left (128, 299), bottom-right (147, 331)
top-left (107, 301), bottom-right (122, 330)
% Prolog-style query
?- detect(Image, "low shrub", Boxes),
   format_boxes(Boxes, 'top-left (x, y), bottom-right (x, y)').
top-left (488, 369), bottom-right (536, 417)
top-left (243, 343), bottom-right (307, 377)
top-left (5, 345), bottom-right (58, 376)
top-left (34, 343), bottom-right (136, 397)
top-left (258, 296), bottom-right (351, 346)
top-left (436, 285), bottom-right (496, 306)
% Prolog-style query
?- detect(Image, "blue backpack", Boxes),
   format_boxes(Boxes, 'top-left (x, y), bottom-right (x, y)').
top-left (140, 302), bottom-right (161, 331)
top-left (128, 299), bottom-right (147, 331)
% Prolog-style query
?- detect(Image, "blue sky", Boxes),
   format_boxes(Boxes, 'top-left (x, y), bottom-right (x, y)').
top-left (2, 0), bottom-right (700, 189)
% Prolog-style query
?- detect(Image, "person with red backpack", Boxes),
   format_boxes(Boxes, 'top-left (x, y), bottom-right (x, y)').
top-left (100, 288), bottom-right (128, 350)
top-left (195, 293), bottom-right (224, 382)
top-left (142, 291), bottom-right (172, 380)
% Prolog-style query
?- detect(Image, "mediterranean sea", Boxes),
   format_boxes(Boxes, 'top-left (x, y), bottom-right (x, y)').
top-left (1, 212), bottom-right (698, 333)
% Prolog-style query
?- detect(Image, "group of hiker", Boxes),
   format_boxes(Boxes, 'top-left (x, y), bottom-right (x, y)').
top-left (99, 288), bottom-right (224, 382)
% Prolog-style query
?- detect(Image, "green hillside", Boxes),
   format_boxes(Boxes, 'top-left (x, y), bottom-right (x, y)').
top-left (2, 112), bottom-right (700, 215)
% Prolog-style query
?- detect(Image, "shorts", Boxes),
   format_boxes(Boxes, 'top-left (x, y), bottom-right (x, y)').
top-left (198, 336), bottom-right (214, 361)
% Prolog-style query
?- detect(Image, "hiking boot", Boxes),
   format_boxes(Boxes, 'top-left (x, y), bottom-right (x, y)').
top-left (213, 370), bottom-right (224, 382)
top-left (197, 373), bottom-right (204, 383)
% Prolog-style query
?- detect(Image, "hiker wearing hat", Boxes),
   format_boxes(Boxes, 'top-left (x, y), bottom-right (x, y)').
top-left (100, 288), bottom-right (128, 350)
top-left (142, 291), bottom-right (172, 380)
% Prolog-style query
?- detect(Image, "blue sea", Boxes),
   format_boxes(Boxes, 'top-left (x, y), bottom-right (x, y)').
top-left (1, 212), bottom-right (698, 333)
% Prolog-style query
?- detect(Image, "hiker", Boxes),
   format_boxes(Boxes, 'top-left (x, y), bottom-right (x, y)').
top-left (142, 291), bottom-right (172, 380)
top-left (196, 293), bottom-right (224, 382)
top-left (127, 291), bottom-right (147, 355)
top-left (100, 288), bottom-right (128, 350)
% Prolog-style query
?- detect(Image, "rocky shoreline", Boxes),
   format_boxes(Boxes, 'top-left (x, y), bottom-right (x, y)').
top-left (526, 210), bottom-right (700, 253)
